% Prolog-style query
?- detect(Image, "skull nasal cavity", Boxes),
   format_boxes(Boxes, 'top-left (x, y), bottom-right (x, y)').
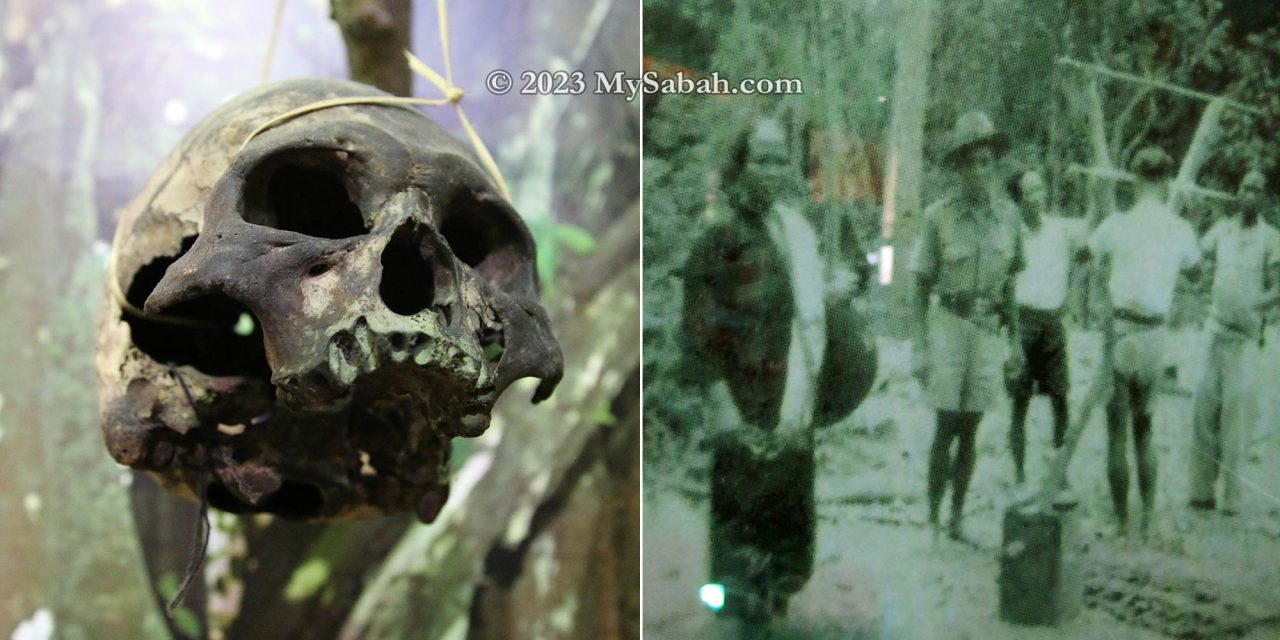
top-left (380, 224), bottom-right (435, 316)
top-left (253, 164), bottom-right (367, 239)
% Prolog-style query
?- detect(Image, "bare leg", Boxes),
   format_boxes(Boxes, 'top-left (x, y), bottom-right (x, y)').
top-left (1106, 381), bottom-right (1131, 531)
top-left (1049, 393), bottom-right (1068, 449)
top-left (927, 412), bottom-right (958, 527)
top-left (949, 411), bottom-right (982, 538)
top-left (1220, 338), bottom-right (1252, 515)
top-left (1133, 411), bottom-right (1156, 535)
top-left (1190, 338), bottom-right (1223, 509)
top-left (1009, 392), bottom-right (1031, 484)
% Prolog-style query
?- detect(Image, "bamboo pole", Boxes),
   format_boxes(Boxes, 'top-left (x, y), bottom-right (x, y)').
top-left (1037, 313), bottom-right (1116, 511)
top-left (1057, 56), bottom-right (1265, 116)
top-left (1066, 164), bottom-right (1237, 202)
top-left (1170, 97), bottom-right (1226, 212)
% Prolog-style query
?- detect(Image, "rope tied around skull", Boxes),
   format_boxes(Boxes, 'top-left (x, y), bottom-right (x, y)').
top-left (98, 0), bottom-right (529, 624)
top-left (110, 0), bottom-right (509, 334)
top-left (242, 0), bottom-right (511, 202)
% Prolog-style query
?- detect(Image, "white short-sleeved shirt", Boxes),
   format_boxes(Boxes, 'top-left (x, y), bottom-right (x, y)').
top-left (1015, 215), bottom-right (1086, 311)
top-left (1202, 215), bottom-right (1280, 336)
top-left (1088, 198), bottom-right (1199, 317)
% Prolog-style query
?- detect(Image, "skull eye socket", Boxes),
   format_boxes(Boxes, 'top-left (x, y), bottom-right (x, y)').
top-left (242, 151), bottom-right (369, 239)
top-left (124, 236), bottom-right (271, 379)
top-left (439, 197), bottom-right (532, 290)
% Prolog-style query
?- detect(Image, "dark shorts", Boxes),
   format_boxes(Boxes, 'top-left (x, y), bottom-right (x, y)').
top-left (1009, 307), bottom-right (1069, 399)
top-left (722, 362), bottom-right (786, 429)
top-left (709, 437), bottom-right (815, 619)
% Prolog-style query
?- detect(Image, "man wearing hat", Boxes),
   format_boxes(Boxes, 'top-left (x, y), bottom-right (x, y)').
top-left (911, 110), bottom-right (1025, 540)
top-left (1190, 168), bottom-right (1280, 516)
top-left (1087, 146), bottom-right (1200, 536)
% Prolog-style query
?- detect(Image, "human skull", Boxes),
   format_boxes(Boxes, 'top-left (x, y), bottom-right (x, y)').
top-left (96, 79), bottom-right (562, 522)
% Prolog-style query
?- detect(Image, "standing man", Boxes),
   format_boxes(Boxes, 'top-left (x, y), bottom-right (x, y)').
top-left (1088, 147), bottom-right (1200, 536)
top-left (1190, 169), bottom-right (1280, 515)
top-left (1006, 169), bottom-right (1087, 485)
top-left (912, 111), bottom-right (1024, 540)
top-left (682, 117), bottom-right (867, 634)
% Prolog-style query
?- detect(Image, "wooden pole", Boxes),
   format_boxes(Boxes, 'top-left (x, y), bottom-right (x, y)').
top-left (1170, 97), bottom-right (1226, 213)
top-left (331, 0), bottom-right (414, 97)
top-left (1066, 164), bottom-right (1237, 202)
top-left (882, 0), bottom-right (933, 335)
top-left (1038, 319), bottom-right (1114, 511)
top-left (1057, 57), bottom-right (1265, 116)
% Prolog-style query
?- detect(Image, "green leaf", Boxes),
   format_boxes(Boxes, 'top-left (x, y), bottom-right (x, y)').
top-left (483, 340), bottom-right (505, 362)
top-left (283, 557), bottom-right (332, 603)
top-left (157, 573), bottom-right (180, 600)
top-left (593, 398), bottom-right (617, 427)
top-left (233, 312), bottom-right (255, 336)
top-left (554, 224), bottom-right (598, 255)
top-left (450, 436), bottom-right (475, 468)
top-left (171, 607), bottom-right (202, 639)
top-left (527, 219), bottom-right (599, 294)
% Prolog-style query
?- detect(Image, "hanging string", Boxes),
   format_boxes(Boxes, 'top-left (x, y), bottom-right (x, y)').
top-left (404, 47), bottom-right (512, 202)
top-left (105, 256), bottom-right (223, 330)
top-left (261, 0), bottom-right (287, 84)
top-left (242, 0), bottom-right (512, 203)
top-left (166, 365), bottom-right (213, 616)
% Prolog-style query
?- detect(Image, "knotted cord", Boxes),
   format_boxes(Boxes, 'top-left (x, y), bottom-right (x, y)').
top-left (166, 365), bottom-right (213, 616)
top-left (242, 0), bottom-right (512, 202)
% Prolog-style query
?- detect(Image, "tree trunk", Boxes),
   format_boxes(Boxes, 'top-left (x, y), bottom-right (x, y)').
top-left (219, 514), bottom-right (415, 640)
top-left (0, 3), bottom-right (163, 638)
top-left (468, 372), bottom-right (640, 640)
top-left (330, 0), bottom-right (414, 96)
top-left (883, 0), bottom-right (934, 334)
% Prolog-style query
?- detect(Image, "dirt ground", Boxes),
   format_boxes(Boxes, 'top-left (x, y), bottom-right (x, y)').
top-left (644, 326), bottom-right (1280, 639)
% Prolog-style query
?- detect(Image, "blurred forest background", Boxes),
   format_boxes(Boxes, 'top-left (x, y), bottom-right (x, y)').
top-left (644, 0), bottom-right (1280, 638)
top-left (0, 1), bottom-right (639, 639)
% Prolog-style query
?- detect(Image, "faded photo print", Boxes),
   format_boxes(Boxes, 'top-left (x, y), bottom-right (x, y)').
top-left (642, 1), bottom-right (1280, 638)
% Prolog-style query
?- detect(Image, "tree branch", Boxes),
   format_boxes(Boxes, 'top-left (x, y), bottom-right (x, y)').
top-left (330, 0), bottom-right (413, 96)
top-left (339, 258), bottom-right (640, 640)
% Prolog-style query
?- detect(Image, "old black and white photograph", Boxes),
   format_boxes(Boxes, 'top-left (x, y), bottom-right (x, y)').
top-left (643, 1), bottom-right (1280, 638)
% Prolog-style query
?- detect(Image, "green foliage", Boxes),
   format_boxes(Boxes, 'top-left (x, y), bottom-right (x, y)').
top-left (924, 0), bottom-right (1280, 213)
top-left (40, 235), bottom-right (166, 637)
top-left (642, 0), bottom-right (736, 72)
top-left (154, 574), bottom-right (202, 637)
top-left (157, 572), bottom-right (180, 600)
top-left (284, 557), bottom-right (333, 603)
top-left (171, 606), bottom-right (202, 639)
top-left (528, 217), bottom-right (598, 295)
top-left (592, 398), bottom-right (618, 427)
top-left (450, 436), bottom-right (474, 469)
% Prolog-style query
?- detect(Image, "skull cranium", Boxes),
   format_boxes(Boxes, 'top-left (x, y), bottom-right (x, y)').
top-left (96, 79), bottom-right (562, 522)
